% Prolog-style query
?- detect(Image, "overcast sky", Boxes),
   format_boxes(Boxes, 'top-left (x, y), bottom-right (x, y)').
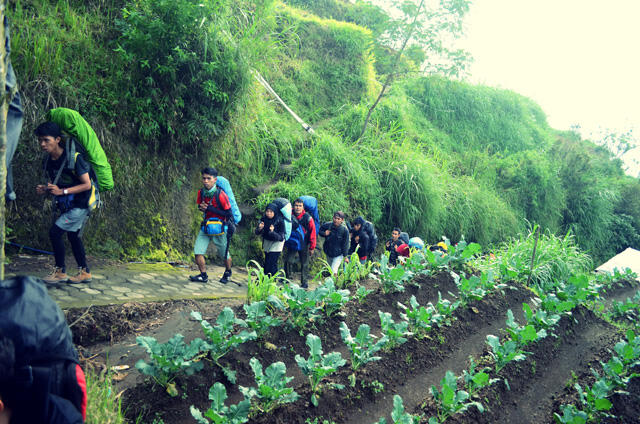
top-left (460, 0), bottom-right (640, 140)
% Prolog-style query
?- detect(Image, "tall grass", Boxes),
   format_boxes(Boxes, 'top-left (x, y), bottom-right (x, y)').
top-left (85, 367), bottom-right (126, 424)
top-left (475, 226), bottom-right (593, 291)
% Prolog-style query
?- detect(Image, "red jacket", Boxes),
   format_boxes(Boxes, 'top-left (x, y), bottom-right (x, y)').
top-left (295, 209), bottom-right (316, 250)
top-left (197, 188), bottom-right (231, 221)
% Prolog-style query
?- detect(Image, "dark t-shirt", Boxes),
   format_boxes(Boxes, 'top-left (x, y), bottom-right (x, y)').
top-left (44, 151), bottom-right (91, 209)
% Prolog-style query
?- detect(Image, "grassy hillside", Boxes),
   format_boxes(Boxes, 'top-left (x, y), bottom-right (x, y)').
top-left (6, 0), bottom-right (640, 265)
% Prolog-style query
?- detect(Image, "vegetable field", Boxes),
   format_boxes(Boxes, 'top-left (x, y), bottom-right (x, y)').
top-left (70, 238), bottom-right (640, 424)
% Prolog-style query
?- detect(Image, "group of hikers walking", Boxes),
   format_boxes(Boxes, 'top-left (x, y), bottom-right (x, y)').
top-left (185, 167), bottom-right (430, 287)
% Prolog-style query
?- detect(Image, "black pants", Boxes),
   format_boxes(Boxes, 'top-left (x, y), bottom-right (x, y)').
top-left (50, 224), bottom-right (88, 271)
top-left (283, 246), bottom-right (310, 285)
top-left (264, 251), bottom-right (281, 277)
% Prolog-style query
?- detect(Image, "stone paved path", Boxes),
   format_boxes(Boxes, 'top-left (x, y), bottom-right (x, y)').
top-left (5, 259), bottom-right (248, 309)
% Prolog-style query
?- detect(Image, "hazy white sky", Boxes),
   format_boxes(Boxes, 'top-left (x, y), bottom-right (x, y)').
top-left (460, 0), bottom-right (640, 138)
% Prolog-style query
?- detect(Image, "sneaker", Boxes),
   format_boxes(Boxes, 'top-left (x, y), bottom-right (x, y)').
top-left (44, 267), bottom-right (68, 283)
top-left (219, 270), bottom-right (232, 284)
top-left (189, 273), bottom-right (208, 283)
top-left (68, 268), bottom-right (92, 284)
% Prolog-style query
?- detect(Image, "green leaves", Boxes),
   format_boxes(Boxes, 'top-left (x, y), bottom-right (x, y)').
top-left (135, 334), bottom-right (207, 392)
top-left (375, 395), bottom-right (421, 424)
top-left (340, 322), bottom-right (386, 375)
top-left (239, 358), bottom-right (298, 414)
top-left (485, 335), bottom-right (528, 373)
top-left (429, 370), bottom-right (484, 423)
top-left (294, 334), bottom-right (346, 407)
top-left (190, 382), bottom-right (251, 424)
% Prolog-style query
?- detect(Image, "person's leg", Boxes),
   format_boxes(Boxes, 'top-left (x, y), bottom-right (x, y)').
top-left (212, 234), bottom-right (232, 283)
top-left (299, 248), bottom-right (309, 288)
top-left (195, 255), bottom-right (206, 273)
top-left (191, 230), bottom-right (210, 282)
top-left (67, 230), bottom-right (92, 283)
top-left (67, 230), bottom-right (88, 270)
top-left (45, 224), bottom-right (68, 282)
top-left (282, 248), bottom-right (295, 279)
top-left (264, 251), bottom-right (280, 277)
top-left (329, 255), bottom-right (343, 275)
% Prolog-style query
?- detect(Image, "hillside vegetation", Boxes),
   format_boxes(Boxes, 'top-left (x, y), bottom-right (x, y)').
top-left (7, 0), bottom-right (640, 265)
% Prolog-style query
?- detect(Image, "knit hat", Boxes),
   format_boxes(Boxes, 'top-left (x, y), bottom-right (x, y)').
top-left (266, 203), bottom-right (278, 213)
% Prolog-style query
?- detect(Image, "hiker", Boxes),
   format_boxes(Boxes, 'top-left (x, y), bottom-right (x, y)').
top-left (319, 211), bottom-right (350, 275)
top-left (35, 122), bottom-right (92, 284)
top-left (0, 276), bottom-right (87, 424)
top-left (385, 227), bottom-right (404, 266)
top-left (255, 203), bottom-right (286, 277)
top-left (190, 167), bottom-right (234, 284)
top-left (0, 333), bottom-right (83, 424)
top-left (347, 216), bottom-right (370, 264)
top-left (283, 198), bottom-right (316, 288)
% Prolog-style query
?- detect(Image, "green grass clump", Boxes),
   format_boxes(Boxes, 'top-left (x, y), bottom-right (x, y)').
top-left (85, 367), bottom-right (126, 424)
top-left (475, 226), bottom-right (593, 289)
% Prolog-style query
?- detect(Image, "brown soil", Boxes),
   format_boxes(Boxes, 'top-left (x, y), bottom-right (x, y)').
top-left (67, 274), bottom-right (640, 424)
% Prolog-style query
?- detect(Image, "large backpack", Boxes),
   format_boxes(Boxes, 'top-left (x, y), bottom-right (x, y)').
top-left (361, 220), bottom-right (378, 256)
top-left (0, 276), bottom-right (86, 421)
top-left (271, 197), bottom-right (292, 240)
top-left (298, 195), bottom-right (320, 234)
top-left (399, 231), bottom-right (410, 245)
top-left (46, 108), bottom-right (114, 192)
top-left (215, 176), bottom-right (242, 224)
top-left (285, 213), bottom-right (309, 251)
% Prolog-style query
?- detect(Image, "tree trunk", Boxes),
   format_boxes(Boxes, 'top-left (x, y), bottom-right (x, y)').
top-left (0, 0), bottom-right (8, 279)
top-left (355, 0), bottom-right (426, 143)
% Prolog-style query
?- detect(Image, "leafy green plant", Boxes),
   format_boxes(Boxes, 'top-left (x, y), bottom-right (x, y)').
top-left (485, 335), bottom-right (529, 373)
top-left (397, 295), bottom-right (440, 337)
top-left (505, 309), bottom-right (548, 346)
top-left (191, 382), bottom-right (251, 424)
top-left (321, 279), bottom-right (351, 318)
top-left (461, 356), bottom-right (498, 397)
top-left (281, 284), bottom-right (326, 333)
top-left (522, 302), bottom-right (561, 331)
top-left (247, 260), bottom-right (285, 303)
top-left (355, 285), bottom-right (374, 303)
top-left (573, 380), bottom-right (614, 419)
top-left (609, 291), bottom-right (640, 322)
top-left (242, 300), bottom-right (283, 338)
top-left (379, 311), bottom-right (411, 350)
top-left (378, 254), bottom-right (411, 293)
top-left (191, 309), bottom-right (256, 383)
top-left (375, 394), bottom-right (421, 424)
top-left (428, 370), bottom-right (484, 423)
top-left (434, 292), bottom-right (460, 323)
top-left (295, 334), bottom-right (346, 407)
top-left (554, 404), bottom-right (588, 424)
top-left (135, 334), bottom-right (207, 395)
top-left (442, 237), bottom-right (482, 272)
top-left (334, 252), bottom-right (374, 288)
top-left (239, 358), bottom-right (299, 414)
top-left (339, 322), bottom-right (387, 385)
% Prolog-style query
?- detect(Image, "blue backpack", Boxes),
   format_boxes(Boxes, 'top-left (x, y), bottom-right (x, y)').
top-left (285, 216), bottom-right (307, 251)
top-left (216, 176), bottom-right (242, 224)
top-left (298, 195), bottom-right (320, 234)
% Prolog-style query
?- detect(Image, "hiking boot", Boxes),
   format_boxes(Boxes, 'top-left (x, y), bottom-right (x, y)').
top-left (301, 281), bottom-right (308, 289)
top-left (219, 269), bottom-right (232, 284)
top-left (44, 267), bottom-right (68, 283)
top-left (68, 268), bottom-right (92, 284)
top-left (189, 273), bottom-right (208, 283)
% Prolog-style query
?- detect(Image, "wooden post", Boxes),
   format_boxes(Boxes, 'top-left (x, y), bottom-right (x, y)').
top-left (0, 0), bottom-right (7, 279)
